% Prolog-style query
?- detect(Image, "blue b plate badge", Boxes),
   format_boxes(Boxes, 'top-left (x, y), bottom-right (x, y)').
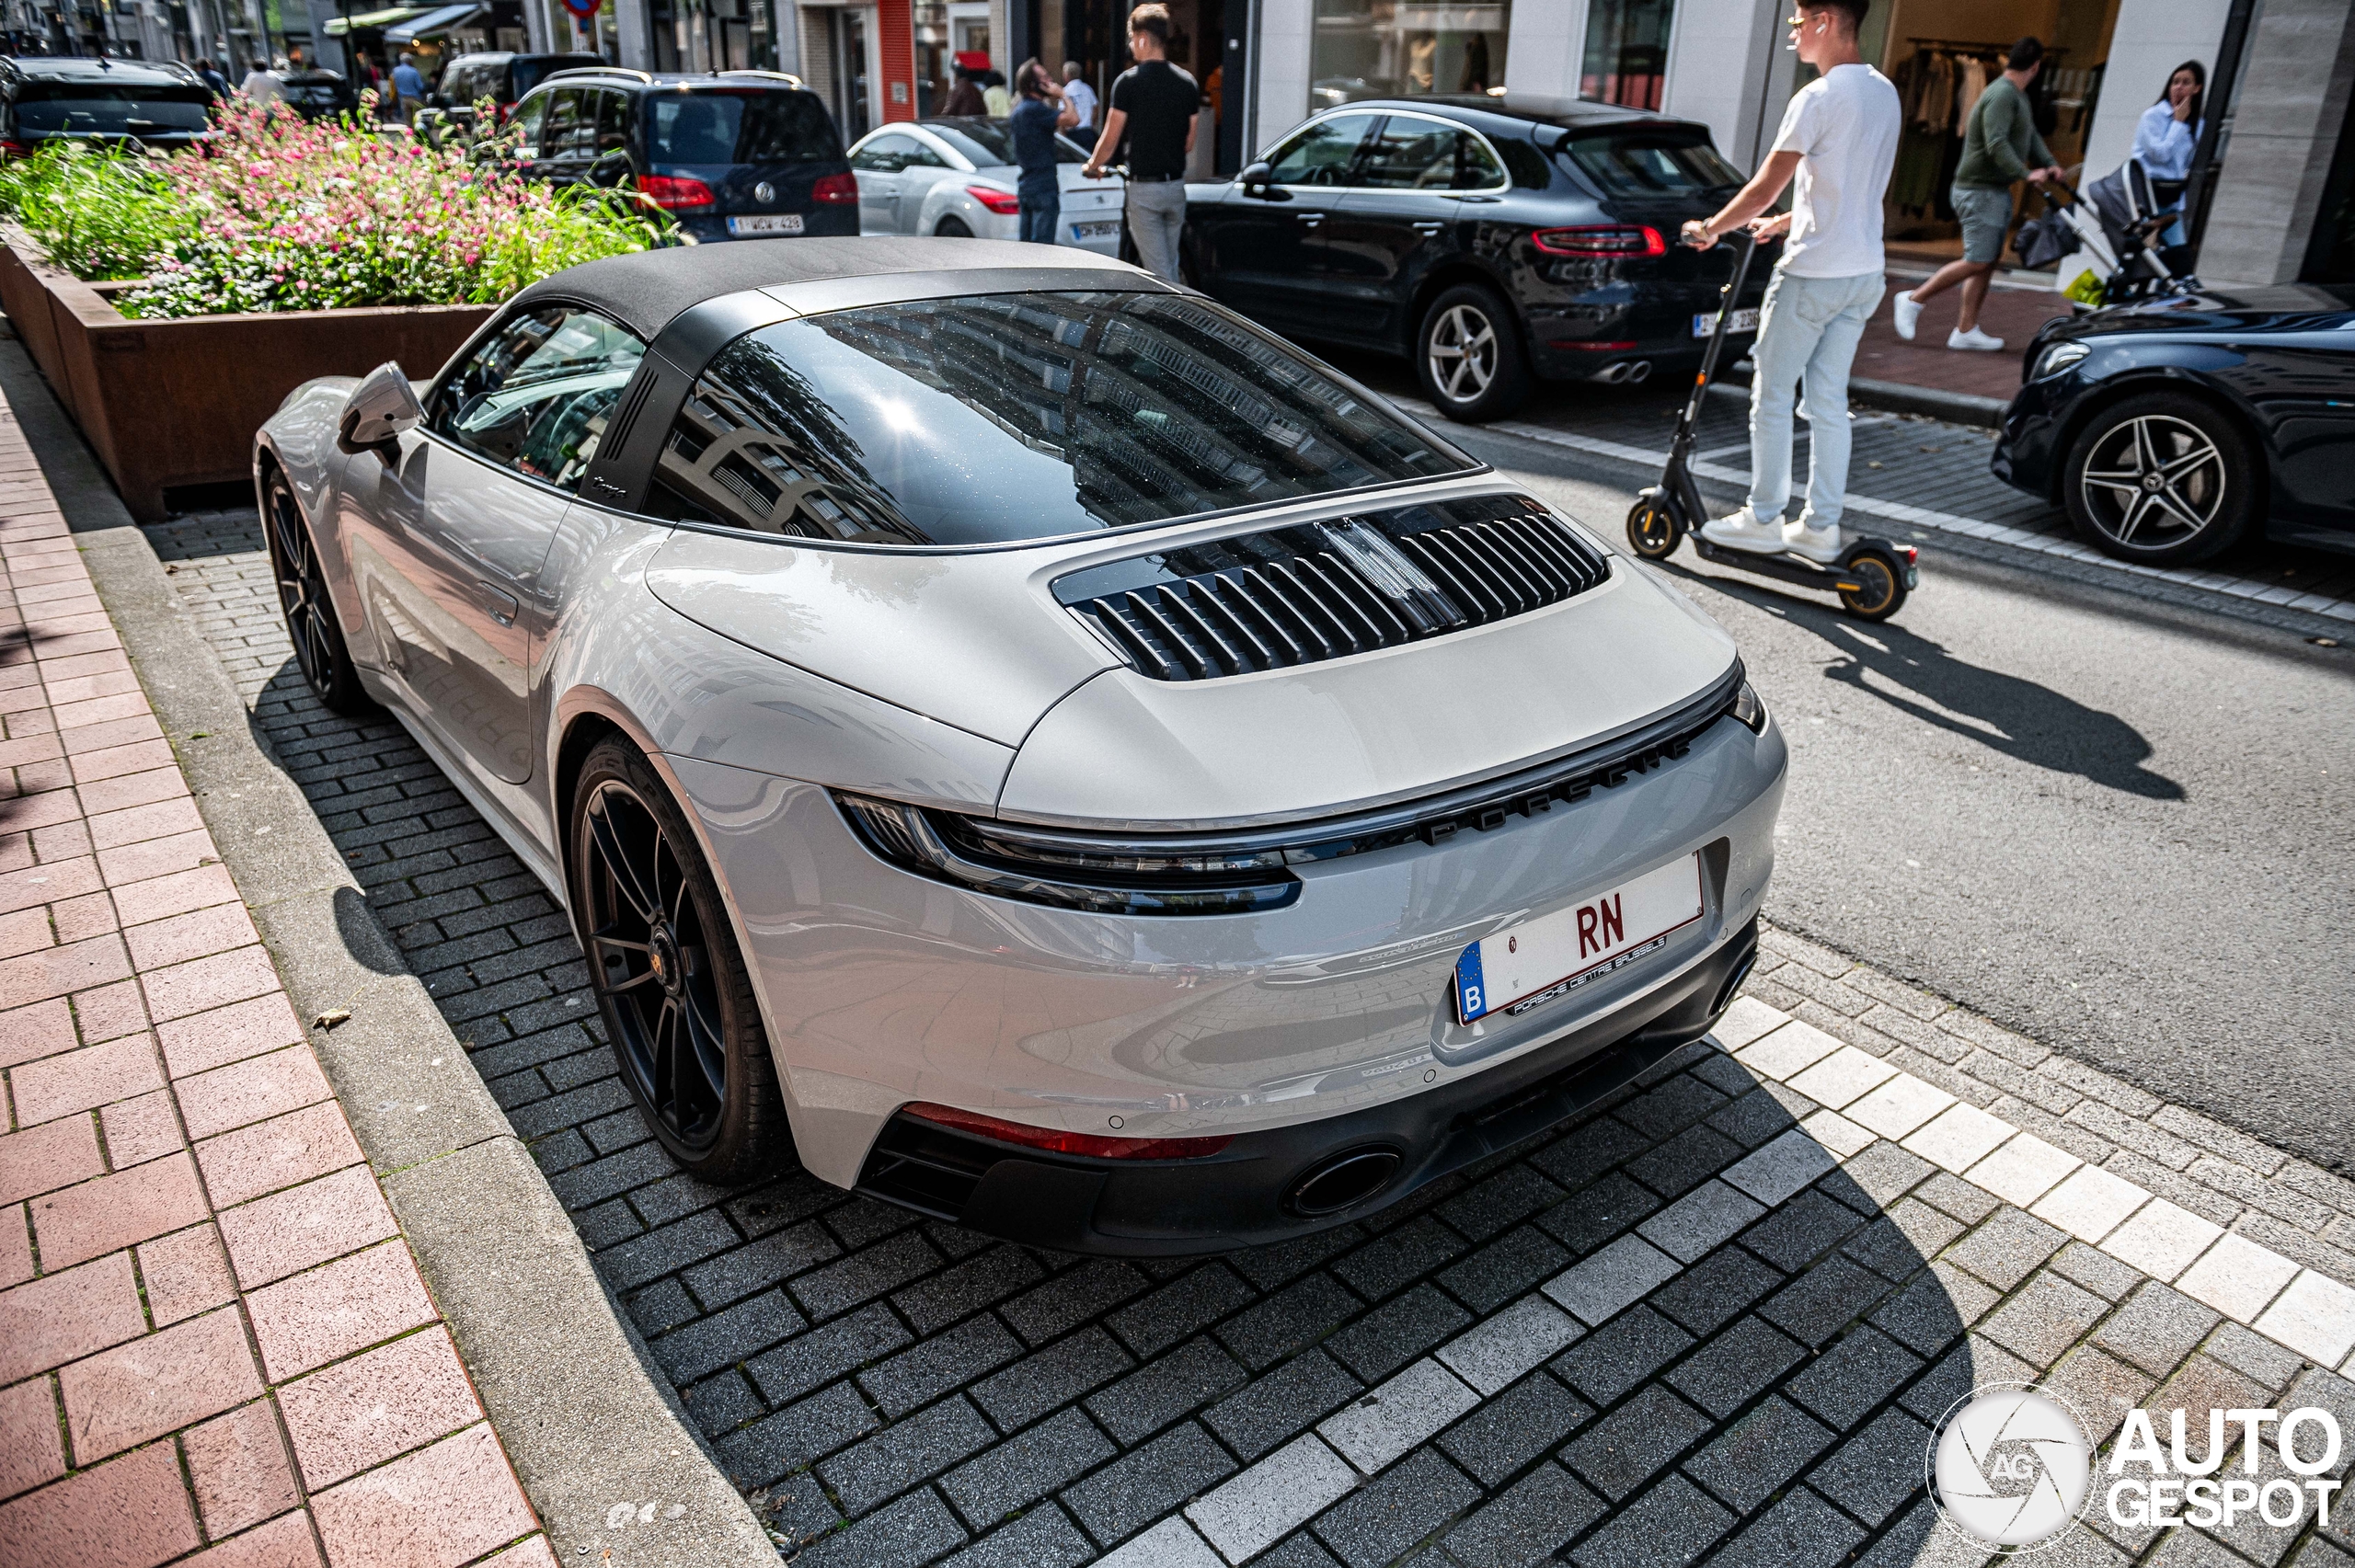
top-left (1454, 854), bottom-right (1705, 1024)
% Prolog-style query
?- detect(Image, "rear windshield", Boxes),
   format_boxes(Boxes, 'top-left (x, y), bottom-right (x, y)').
top-left (1563, 127), bottom-right (1741, 198)
top-left (647, 89), bottom-right (839, 164)
top-left (925, 118), bottom-right (1086, 166)
top-left (646, 291), bottom-right (1469, 546)
top-left (14, 86), bottom-right (210, 135)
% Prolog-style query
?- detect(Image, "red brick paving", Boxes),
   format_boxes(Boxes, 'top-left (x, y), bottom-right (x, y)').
top-left (1853, 280), bottom-right (2072, 402)
top-left (0, 391), bottom-right (546, 1563)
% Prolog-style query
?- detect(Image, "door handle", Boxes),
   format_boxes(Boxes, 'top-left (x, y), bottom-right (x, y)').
top-left (1295, 213), bottom-right (1324, 226)
top-left (1413, 221), bottom-right (1445, 234)
top-left (477, 581), bottom-right (520, 628)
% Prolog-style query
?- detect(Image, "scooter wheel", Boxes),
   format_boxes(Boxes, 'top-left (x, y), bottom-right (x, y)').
top-left (1626, 498), bottom-right (1682, 559)
top-left (1837, 550), bottom-right (1908, 621)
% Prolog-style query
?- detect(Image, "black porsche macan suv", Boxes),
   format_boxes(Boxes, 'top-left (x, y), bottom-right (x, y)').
top-left (1183, 94), bottom-right (1775, 421)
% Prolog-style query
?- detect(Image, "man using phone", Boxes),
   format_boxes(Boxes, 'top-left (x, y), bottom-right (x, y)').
top-left (1679, 0), bottom-right (1899, 564)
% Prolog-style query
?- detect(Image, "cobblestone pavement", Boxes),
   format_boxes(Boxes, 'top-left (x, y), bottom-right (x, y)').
top-left (145, 498), bottom-right (2355, 1568)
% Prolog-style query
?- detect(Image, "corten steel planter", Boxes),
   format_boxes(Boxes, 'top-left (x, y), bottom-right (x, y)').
top-left (0, 224), bottom-right (492, 521)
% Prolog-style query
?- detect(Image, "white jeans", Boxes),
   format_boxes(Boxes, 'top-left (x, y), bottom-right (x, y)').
top-left (1747, 267), bottom-right (1884, 532)
top-left (1125, 179), bottom-right (1189, 283)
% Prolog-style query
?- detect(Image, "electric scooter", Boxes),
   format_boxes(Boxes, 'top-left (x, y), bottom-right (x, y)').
top-left (1625, 230), bottom-right (1917, 622)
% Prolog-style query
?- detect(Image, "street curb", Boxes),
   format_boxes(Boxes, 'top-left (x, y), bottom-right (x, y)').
top-left (1716, 361), bottom-right (2010, 428)
top-left (1, 342), bottom-right (778, 1568)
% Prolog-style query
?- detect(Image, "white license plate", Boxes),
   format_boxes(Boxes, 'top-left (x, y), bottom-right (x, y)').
top-left (1454, 855), bottom-right (1705, 1024)
top-left (1072, 220), bottom-right (1121, 239)
top-left (1694, 306), bottom-right (1760, 338)
top-left (728, 213), bottom-right (804, 235)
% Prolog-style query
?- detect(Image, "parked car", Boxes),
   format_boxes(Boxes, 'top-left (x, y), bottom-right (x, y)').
top-left (1993, 284), bottom-right (2355, 564)
top-left (254, 236), bottom-right (1783, 1252)
top-left (509, 67), bottom-right (855, 242)
top-left (846, 117), bottom-right (1123, 254)
top-left (0, 57), bottom-right (212, 154)
top-left (277, 68), bottom-right (359, 122)
top-left (429, 50), bottom-right (602, 132)
top-left (1183, 95), bottom-right (1773, 422)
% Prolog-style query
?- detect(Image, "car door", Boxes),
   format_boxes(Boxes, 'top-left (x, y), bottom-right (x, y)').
top-left (1189, 111), bottom-right (1377, 337)
top-left (1324, 116), bottom-right (1509, 349)
top-left (538, 86), bottom-right (596, 188)
top-left (896, 131), bottom-right (958, 235)
top-left (362, 305), bottom-right (649, 785)
top-left (851, 132), bottom-right (921, 233)
top-left (507, 88), bottom-right (553, 178)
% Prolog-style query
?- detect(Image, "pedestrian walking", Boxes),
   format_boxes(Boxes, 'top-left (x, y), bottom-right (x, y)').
top-left (1681, 0), bottom-right (1899, 565)
top-left (1890, 36), bottom-right (2066, 351)
top-left (392, 52), bottom-right (428, 123)
top-left (1061, 62), bottom-right (1097, 132)
top-left (1011, 58), bottom-right (1078, 245)
top-left (982, 69), bottom-right (1012, 117)
top-left (196, 57), bottom-right (229, 97)
top-left (1082, 3), bottom-right (1198, 283)
top-left (238, 57), bottom-right (282, 102)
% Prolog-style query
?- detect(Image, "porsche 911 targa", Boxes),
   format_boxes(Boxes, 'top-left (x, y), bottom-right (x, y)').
top-left (257, 236), bottom-right (1786, 1254)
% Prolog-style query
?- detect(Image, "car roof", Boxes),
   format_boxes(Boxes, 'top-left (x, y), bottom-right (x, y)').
top-left (535, 67), bottom-right (812, 95)
top-left (1327, 94), bottom-right (1694, 135)
top-left (516, 235), bottom-right (1144, 340)
top-left (1, 56), bottom-right (202, 88)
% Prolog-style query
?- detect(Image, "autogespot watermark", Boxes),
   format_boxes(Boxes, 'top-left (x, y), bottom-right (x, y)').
top-left (1925, 1383), bottom-right (2346, 1550)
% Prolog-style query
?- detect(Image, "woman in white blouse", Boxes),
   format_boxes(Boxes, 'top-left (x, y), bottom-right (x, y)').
top-left (2132, 62), bottom-right (2204, 248)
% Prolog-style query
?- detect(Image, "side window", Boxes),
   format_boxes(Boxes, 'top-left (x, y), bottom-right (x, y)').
top-left (1355, 118), bottom-right (1462, 190)
top-left (1265, 112), bottom-right (1377, 187)
top-left (906, 135), bottom-right (948, 168)
top-left (1453, 132), bottom-right (1507, 190)
top-left (1499, 137), bottom-right (1552, 189)
top-left (853, 132), bottom-right (919, 172)
top-left (595, 89), bottom-right (629, 153)
top-left (509, 90), bottom-right (549, 154)
top-left (546, 87), bottom-right (594, 162)
top-left (428, 307), bottom-right (648, 493)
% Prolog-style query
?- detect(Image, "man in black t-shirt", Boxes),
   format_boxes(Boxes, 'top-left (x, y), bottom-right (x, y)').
top-left (1082, 3), bottom-right (1199, 281)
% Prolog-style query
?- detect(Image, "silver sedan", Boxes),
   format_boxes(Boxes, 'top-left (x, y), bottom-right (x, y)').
top-left (847, 117), bottom-right (1125, 252)
top-left (254, 236), bottom-right (1785, 1254)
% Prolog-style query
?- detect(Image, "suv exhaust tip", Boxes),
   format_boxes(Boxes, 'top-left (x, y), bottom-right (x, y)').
top-left (1286, 1148), bottom-right (1404, 1216)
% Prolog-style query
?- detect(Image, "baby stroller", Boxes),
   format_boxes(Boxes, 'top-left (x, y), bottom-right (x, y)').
top-left (2015, 159), bottom-right (2196, 309)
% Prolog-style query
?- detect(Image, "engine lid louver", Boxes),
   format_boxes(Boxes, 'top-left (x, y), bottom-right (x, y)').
top-left (1053, 496), bottom-right (1610, 681)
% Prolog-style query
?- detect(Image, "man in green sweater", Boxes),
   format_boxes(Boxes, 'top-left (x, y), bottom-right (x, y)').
top-left (1892, 36), bottom-right (2065, 350)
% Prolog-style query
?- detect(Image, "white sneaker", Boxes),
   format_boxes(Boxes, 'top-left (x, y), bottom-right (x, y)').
top-left (1948, 326), bottom-right (2006, 351)
top-left (1784, 521), bottom-right (1844, 563)
top-left (1700, 509), bottom-right (1788, 555)
top-left (1892, 290), bottom-right (1922, 341)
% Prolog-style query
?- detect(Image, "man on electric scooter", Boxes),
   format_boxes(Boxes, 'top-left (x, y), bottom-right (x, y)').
top-left (1679, 0), bottom-right (1900, 565)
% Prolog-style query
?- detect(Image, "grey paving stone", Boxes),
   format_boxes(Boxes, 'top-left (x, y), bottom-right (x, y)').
top-left (1649, 1245), bottom-right (1786, 1337)
top-left (1439, 1226), bottom-right (1572, 1316)
top-left (1440, 1462), bottom-right (1603, 1568)
top-left (826, 1199), bottom-right (922, 1249)
top-left (1106, 1263), bottom-right (1258, 1358)
top-left (1626, 1124), bottom-right (1748, 1200)
top-left (1618, 1074), bottom-right (1734, 1142)
top-left (1870, 1261), bottom-right (1996, 1356)
top-left (971, 1326), bottom-right (1135, 1433)
top-left (1947, 1207), bottom-right (2073, 1295)
top-left (1232, 1224), bottom-right (1367, 1291)
top-left (752, 1474), bottom-right (844, 1553)
top-left (1311, 1447), bottom-right (1481, 1568)
top-left (1328, 1284), bottom-right (1475, 1383)
top-left (715, 1380), bottom-right (879, 1489)
top-left (1003, 1260), bottom-right (1152, 1346)
top-left (1838, 1141), bottom-right (1937, 1207)
top-left (1217, 1272), bottom-right (1365, 1371)
top-left (1551, 1306), bottom-right (1694, 1407)
top-left (1718, 1484), bottom-right (1867, 1567)
top-left (1978, 1271), bottom-right (2109, 1368)
top-left (1531, 1117), bottom-right (1653, 1192)
top-left (1708, 1086), bottom-right (1807, 1150)
top-left (791, 1485), bottom-right (969, 1568)
top-left (1854, 1498), bottom-right (1992, 1568)
top-left (1568, 1473), bottom-right (1736, 1568)
top-left (684, 1368), bottom-right (764, 1438)
top-left (747, 1300), bottom-right (913, 1406)
top-left (2094, 1280), bottom-right (2221, 1378)
top-left (1784, 1324), bottom-right (1923, 1430)
top-left (1441, 1163), bottom-right (1570, 1243)
top-left (790, 1229), bottom-right (946, 1321)
top-left (1202, 1348), bottom-right (1364, 1464)
top-left (594, 1207), bottom-right (740, 1289)
top-left (1335, 1216), bottom-right (1475, 1301)
top-left (628, 1277), bottom-right (699, 1336)
top-left (941, 1504), bottom-right (1096, 1568)
top-left (1561, 1385), bottom-right (1714, 1502)
top-left (1086, 1338), bottom-right (1249, 1447)
top-left (1843, 1205), bottom-right (1959, 1282)
top-left (1759, 1255), bottom-right (1891, 1347)
top-left (728, 1174), bottom-right (844, 1237)
top-left (1807, 1407), bottom-right (1931, 1527)
top-left (2203, 1322), bottom-right (2306, 1391)
top-left (1682, 1394), bottom-right (1835, 1514)
top-left (1667, 1314), bottom-right (1807, 1419)
top-left (1253, 1536), bottom-right (1346, 1568)
top-left (1913, 1172), bottom-right (2001, 1226)
top-left (1639, 1181), bottom-right (1766, 1265)
top-left (890, 1245), bottom-right (1047, 1336)
top-left (862, 1314), bottom-right (1028, 1420)
top-left (2042, 1345), bottom-right (2156, 1444)
top-left (1742, 1189), bottom-right (1868, 1273)
top-left (649, 1288), bottom-right (806, 1383)
top-left (821, 1394), bottom-right (999, 1516)
top-left (939, 1407), bottom-right (1117, 1530)
top-left (2050, 1240), bottom-right (2145, 1301)
top-left (1439, 1371), bottom-right (1594, 1489)
top-left (1536, 1172), bottom-right (1665, 1256)
top-left (1062, 1422), bottom-right (1237, 1549)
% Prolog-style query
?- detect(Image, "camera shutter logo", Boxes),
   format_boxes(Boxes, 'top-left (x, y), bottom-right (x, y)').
top-left (1929, 1387), bottom-right (2094, 1547)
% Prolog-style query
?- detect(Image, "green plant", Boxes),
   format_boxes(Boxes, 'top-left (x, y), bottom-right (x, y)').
top-left (0, 143), bottom-right (189, 280)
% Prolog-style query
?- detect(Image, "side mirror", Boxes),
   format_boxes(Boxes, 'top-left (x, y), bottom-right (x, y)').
top-left (339, 361), bottom-right (424, 453)
top-left (1239, 160), bottom-right (1287, 200)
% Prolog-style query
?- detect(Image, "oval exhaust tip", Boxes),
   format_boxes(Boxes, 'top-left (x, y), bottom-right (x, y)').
top-left (1287, 1148), bottom-right (1404, 1217)
top-left (1628, 361), bottom-right (1653, 383)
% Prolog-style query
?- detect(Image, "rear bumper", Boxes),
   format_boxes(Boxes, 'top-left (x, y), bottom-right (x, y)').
top-left (678, 207), bottom-right (860, 242)
top-left (855, 917), bottom-right (1761, 1255)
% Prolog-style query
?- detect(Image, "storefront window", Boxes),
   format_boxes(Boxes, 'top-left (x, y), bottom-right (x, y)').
top-left (1580, 0), bottom-right (1670, 110)
top-left (1308, 0), bottom-right (1507, 114)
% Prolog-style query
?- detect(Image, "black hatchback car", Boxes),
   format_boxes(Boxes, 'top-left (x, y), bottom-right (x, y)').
top-left (1184, 95), bottom-right (1772, 421)
top-left (430, 50), bottom-right (602, 132)
top-left (1993, 284), bottom-right (2355, 565)
top-left (509, 69), bottom-right (856, 244)
top-left (0, 57), bottom-right (213, 154)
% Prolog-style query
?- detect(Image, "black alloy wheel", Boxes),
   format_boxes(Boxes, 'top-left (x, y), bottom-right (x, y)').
top-left (262, 468), bottom-right (373, 715)
top-left (2062, 391), bottom-right (2254, 566)
top-left (1416, 282), bottom-right (1532, 422)
top-left (936, 214), bottom-right (974, 237)
top-left (571, 737), bottom-right (792, 1180)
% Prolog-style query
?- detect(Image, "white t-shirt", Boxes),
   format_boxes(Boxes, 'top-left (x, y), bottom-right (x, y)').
top-left (1769, 63), bottom-right (1901, 279)
top-left (1064, 78), bottom-right (1098, 129)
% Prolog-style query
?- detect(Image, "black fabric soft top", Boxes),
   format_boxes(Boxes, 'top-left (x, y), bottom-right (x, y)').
top-left (513, 236), bottom-right (1143, 340)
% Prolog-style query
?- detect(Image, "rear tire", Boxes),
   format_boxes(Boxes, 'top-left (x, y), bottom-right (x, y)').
top-left (2062, 391), bottom-right (2254, 565)
top-left (261, 466), bottom-right (373, 716)
top-left (935, 215), bottom-right (973, 237)
top-left (1415, 283), bottom-right (1531, 422)
top-left (1836, 550), bottom-right (1907, 621)
top-left (569, 737), bottom-right (795, 1184)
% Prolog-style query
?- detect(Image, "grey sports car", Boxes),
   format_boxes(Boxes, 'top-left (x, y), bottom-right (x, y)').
top-left (256, 236), bottom-right (1786, 1254)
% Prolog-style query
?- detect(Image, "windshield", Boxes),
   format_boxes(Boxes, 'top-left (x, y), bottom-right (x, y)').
top-left (511, 56), bottom-right (598, 97)
top-left (646, 291), bottom-right (1470, 546)
top-left (647, 89), bottom-right (839, 164)
top-left (925, 117), bottom-right (1087, 166)
top-left (14, 86), bottom-right (210, 135)
top-left (1563, 128), bottom-right (1742, 198)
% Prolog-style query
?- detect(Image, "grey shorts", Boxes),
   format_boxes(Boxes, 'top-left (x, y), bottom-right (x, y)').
top-left (1951, 184), bottom-right (2015, 264)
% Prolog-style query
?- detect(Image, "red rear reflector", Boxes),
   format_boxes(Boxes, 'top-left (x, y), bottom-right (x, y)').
top-left (967, 184), bottom-right (1024, 214)
top-left (812, 170), bottom-right (859, 204)
top-left (904, 1102), bottom-right (1233, 1161)
top-left (637, 173), bottom-right (718, 211)
top-left (1533, 224), bottom-right (1666, 258)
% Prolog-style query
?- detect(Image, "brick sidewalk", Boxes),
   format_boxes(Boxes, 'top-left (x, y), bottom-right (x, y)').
top-left (1854, 277), bottom-right (2072, 403)
top-left (0, 404), bottom-right (548, 1563)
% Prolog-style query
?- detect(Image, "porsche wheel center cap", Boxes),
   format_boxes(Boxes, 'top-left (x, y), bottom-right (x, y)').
top-left (649, 929), bottom-right (681, 991)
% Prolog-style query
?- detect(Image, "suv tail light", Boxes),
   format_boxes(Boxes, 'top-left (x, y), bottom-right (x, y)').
top-left (1533, 224), bottom-right (1667, 258)
top-left (638, 173), bottom-right (718, 211)
top-left (967, 184), bottom-right (1023, 215)
top-left (903, 1102), bottom-right (1233, 1161)
top-left (812, 171), bottom-right (859, 204)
